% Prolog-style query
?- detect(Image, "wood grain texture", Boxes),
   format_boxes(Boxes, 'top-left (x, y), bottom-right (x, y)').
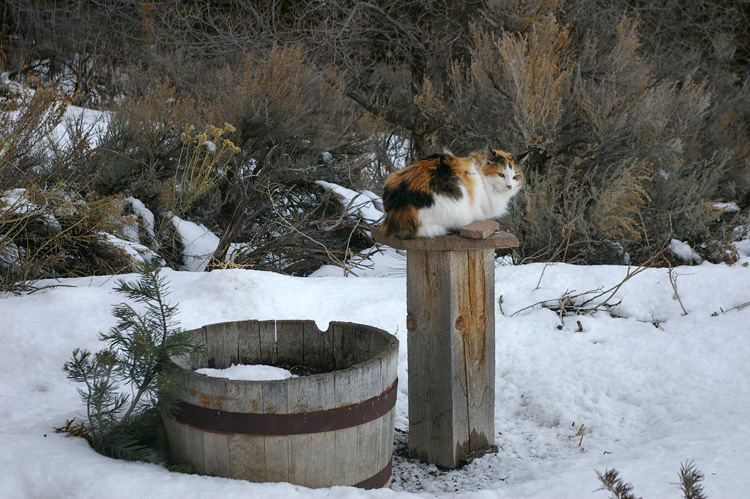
top-left (333, 426), bottom-right (359, 484)
top-left (229, 434), bottom-right (265, 481)
top-left (261, 375), bottom-right (289, 483)
top-left (204, 321), bottom-right (241, 368)
top-left (258, 320), bottom-right (277, 365)
top-left (406, 250), bottom-right (454, 465)
top-left (302, 321), bottom-right (334, 371)
top-left (162, 320), bottom-right (398, 489)
top-left (275, 319), bottom-right (304, 368)
top-left (372, 225), bottom-right (518, 250)
top-left (405, 248), bottom-right (496, 468)
top-left (237, 320), bottom-right (261, 365)
top-left (356, 416), bottom-right (382, 485)
top-left (458, 249), bottom-right (495, 451)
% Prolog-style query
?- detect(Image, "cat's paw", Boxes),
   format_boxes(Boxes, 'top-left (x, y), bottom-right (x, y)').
top-left (415, 225), bottom-right (450, 238)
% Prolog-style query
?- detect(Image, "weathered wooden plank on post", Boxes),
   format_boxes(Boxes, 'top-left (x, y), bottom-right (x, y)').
top-left (460, 219), bottom-right (500, 239)
top-left (372, 223), bottom-right (518, 468)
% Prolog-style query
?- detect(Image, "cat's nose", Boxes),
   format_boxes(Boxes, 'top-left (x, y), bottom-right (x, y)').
top-left (506, 185), bottom-right (512, 190)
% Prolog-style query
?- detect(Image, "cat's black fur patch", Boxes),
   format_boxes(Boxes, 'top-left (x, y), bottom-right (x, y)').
top-left (383, 181), bottom-right (434, 211)
top-left (428, 155), bottom-right (463, 200)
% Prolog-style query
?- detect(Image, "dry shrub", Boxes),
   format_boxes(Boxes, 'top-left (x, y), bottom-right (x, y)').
top-left (206, 44), bottom-right (378, 185)
top-left (87, 81), bottom-right (223, 269)
top-left (91, 80), bottom-right (200, 207)
top-left (0, 83), bottom-right (68, 183)
top-left (4, 1), bottom-right (748, 271)
top-left (1, 187), bottom-right (129, 292)
top-left (228, 180), bottom-right (374, 276)
top-left (439, 13), bottom-right (746, 265)
top-left (1, 82), bottom-right (130, 292)
top-left (201, 45), bottom-right (383, 273)
top-left (81, 46), bottom-right (382, 275)
top-left (482, 0), bottom-right (565, 31)
top-left (496, 17), bottom-right (571, 149)
top-left (511, 158), bottom-right (651, 264)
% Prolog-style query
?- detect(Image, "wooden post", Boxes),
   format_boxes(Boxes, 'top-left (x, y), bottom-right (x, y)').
top-left (372, 224), bottom-right (518, 468)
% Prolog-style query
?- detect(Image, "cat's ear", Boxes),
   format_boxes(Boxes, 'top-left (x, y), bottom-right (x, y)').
top-left (516, 151), bottom-right (530, 165)
top-left (486, 145), bottom-right (499, 162)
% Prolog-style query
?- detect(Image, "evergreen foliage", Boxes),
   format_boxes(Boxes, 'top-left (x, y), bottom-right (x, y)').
top-left (596, 468), bottom-right (639, 499)
top-left (679, 461), bottom-right (708, 499)
top-left (596, 461), bottom-right (708, 499)
top-left (61, 262), bottom-right (200, 461)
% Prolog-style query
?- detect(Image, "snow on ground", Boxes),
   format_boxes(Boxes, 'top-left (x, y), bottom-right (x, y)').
top-left (1, 241), bottom-right (750, 498)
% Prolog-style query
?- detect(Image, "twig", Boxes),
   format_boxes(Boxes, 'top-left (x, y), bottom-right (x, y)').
top-left (714, 301), bottom-right (750, 315)
top-left (565, 423), bottom-right (586, 449)
top-left (264, 183), bottom-right (365, 275)
top-left (512, 287), bottom-right (595, 317)
top-left (535, 262), bottom-right (553, 290)
top-left (512, 283), bottom-right (619, 317)
top-left (578, 263), bottom-right (648, 310)
top-left (514, 249), bottom-right (670, 319)
top-left (668, 265), bottom-right (688, 315)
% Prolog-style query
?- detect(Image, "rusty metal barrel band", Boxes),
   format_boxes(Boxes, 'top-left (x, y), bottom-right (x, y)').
top-left (354, 458), bottom-right (393, 489)
top-left (173, 379), bottom-right (397, 435)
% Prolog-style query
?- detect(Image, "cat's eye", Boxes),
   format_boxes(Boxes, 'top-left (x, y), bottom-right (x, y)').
top-left (498, 173), bottom-right (505, 177)
top-left (513, 175), bottom-right (520, 180)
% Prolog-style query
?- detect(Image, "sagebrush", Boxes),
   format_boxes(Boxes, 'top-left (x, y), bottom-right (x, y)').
top-left (2, 0), bottom-right (748, 273)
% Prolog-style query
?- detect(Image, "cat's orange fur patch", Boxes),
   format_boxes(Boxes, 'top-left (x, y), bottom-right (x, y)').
top-left (455, 156), bottom-right (477, 202)
top-left (381, 205), bottom-right (419, 239)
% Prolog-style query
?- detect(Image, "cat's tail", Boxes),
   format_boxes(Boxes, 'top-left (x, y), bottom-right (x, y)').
top-left (381, 206), bottom-right (419, 238)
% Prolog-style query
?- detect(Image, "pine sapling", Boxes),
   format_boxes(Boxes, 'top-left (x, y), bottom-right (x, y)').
top-left (596, 462), bottom-right (708, 499)
top-left (596, 468), bottom-right (640, 499)
top-left (679, 461), bottom-right (707, 499)
top-left (61, 262), bottom-right (200, 461)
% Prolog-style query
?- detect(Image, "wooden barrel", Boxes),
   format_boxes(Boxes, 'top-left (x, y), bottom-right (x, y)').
top-left (161, 320), bottom-right (399, 489)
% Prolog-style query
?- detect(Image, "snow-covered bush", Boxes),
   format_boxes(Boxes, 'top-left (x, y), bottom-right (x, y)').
top-left (1, 84), bottom-right (130, 292)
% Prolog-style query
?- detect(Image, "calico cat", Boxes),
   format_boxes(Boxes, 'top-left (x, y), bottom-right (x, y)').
top-left (381, 147), bottom-right (525, 238)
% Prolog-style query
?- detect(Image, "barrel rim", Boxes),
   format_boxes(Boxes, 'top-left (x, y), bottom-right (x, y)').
top-left (166, 319), bottom-right (399, 387)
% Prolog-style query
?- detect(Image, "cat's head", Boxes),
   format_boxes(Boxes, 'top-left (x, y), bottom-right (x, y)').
top-left (476, 146), bottom-right (526, 193)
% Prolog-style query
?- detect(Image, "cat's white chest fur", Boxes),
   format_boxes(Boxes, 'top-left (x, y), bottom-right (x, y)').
top-left (479, 164), bottom-right (520, 219)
